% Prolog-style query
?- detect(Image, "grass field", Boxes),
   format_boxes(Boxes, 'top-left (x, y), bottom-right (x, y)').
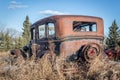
top-left (0, 51), bottom-right (120, 80)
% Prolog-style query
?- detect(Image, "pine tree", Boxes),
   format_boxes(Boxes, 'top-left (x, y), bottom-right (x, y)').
top-left (22, 16), bottom-right (31, 46)
top-left (14, 37), bottom-right (23, 49)
top-left (105, 20), bottom-right (120, 49)
top-left (2, 32), bottom-right (11, 51)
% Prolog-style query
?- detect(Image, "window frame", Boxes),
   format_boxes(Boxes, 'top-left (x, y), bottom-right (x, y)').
top-left (31, 28), bottom-right (36, 40)
top-left (47, 22), bottom-right (56, 38)
top-left (38, 24), bottom-right (46, 39)
top-left (73, 21), bottom-right (97, 32)
top-left (37, 22), bottom-right (56, 39)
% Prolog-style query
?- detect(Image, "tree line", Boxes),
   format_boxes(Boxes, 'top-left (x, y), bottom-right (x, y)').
top-left (0, 16), bottom-right (31, 51)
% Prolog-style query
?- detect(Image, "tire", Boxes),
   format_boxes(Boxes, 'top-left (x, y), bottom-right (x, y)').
top-left (80, 43), bottom-right (102, 62)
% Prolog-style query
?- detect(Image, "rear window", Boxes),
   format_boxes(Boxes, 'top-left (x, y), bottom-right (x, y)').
top-left (73, 21), bottom-right (97, 32)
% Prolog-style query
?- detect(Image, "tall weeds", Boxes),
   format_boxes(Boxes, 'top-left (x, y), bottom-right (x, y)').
top-left (0, 51), bottom-right (120, 80)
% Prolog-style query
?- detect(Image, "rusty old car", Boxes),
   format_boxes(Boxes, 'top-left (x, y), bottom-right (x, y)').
top-left (9, 15), bottom-right (104, 76)
top-left (29, 15), bottom-right (104, 62)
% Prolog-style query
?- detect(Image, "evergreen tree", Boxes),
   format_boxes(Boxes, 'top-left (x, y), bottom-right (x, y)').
top-left (105, 20), bottom-right (120, 49)
top-left (22, 16), bottom-right (31, 46)
top-left (14, 37), bottom-right (23, 49)
top-left (2, 32), bottom-right (11, 51)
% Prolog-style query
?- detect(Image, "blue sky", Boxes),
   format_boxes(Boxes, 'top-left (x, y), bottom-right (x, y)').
top-left (0, 0), bottom-right (120, 36)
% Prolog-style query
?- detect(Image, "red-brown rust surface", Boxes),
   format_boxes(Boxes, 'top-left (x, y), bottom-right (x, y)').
top-left (32, 15), bottom-right (104, 39)
top-left (31, 15), bottom-right (104, 58)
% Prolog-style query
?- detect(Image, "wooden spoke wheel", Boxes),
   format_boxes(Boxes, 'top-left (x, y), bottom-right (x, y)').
top-left (82, 43), bottom-right (102, 62)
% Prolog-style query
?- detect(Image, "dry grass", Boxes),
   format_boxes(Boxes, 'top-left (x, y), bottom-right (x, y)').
top-left (87, 56), bottom-right (120, 80)
top-left (0, 52), bottom-right (59, 80)
top-left (0, 51), bottom-right (120, 80)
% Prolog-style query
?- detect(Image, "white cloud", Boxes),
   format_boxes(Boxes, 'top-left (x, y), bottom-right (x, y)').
top-left (8, 1), bottom-right (28, 9)
top-left (11, 1), bottom-right (17, 4)
top-left (39, 10), bottom-right (70, 15)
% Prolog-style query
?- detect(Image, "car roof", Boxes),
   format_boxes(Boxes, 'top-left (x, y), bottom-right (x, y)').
top-left (31, 15), bottom-right (103, 27)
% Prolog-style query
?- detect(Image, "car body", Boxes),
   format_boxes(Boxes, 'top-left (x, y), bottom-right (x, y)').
top-left (30, 15), bottom-right (104, 60)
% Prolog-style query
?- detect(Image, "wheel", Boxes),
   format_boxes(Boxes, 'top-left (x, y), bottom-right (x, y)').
top-left (82, 43), bottom-right (102, 62)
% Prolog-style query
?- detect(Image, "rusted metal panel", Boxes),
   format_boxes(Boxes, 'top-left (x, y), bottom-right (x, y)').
top-left (56, 16), bottom-right (104, 39)
top-left (31, 15), bottom-right (104, 39)
top-left (60, 38), bottom-right (103, 58)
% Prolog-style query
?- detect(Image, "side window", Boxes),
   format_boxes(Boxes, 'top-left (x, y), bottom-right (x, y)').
top-left (32, 28), bottom-right (35, 40)
top-left (73, 21), bottom-right (97, 32)
top-left (39, 24), bottom-right (45, 38)
top-left (48, 23), bottom-right (55, 38)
